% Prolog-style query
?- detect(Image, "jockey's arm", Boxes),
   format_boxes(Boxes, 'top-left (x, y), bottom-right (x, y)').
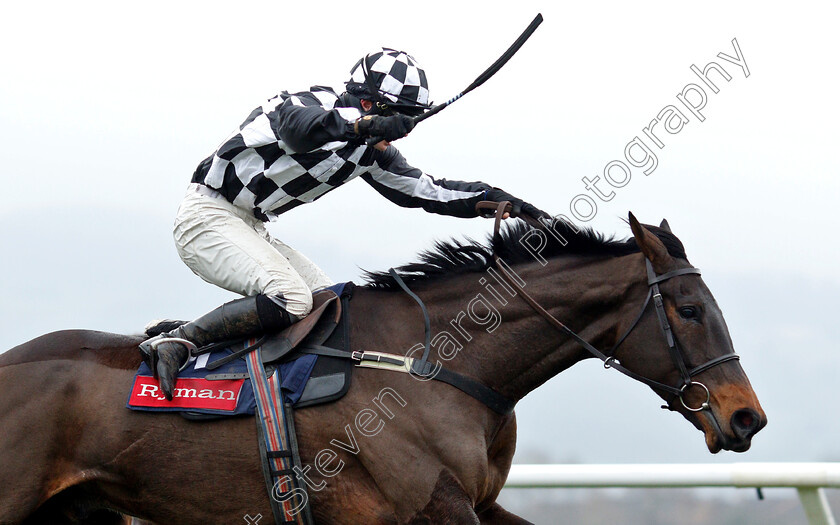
top-left (362, 148), bottom-right (548, 220)
top-left (274, 102), bottom-right (359, 153)
top-left (361, 147), bottom-right (492, 218)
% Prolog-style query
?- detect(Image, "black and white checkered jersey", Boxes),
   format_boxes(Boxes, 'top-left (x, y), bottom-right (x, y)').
top-left (192, 86), bottom-right (491, 221)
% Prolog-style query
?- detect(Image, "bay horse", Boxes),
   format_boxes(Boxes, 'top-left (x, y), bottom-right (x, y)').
top-left (0, 213), bottom-right (766, 524)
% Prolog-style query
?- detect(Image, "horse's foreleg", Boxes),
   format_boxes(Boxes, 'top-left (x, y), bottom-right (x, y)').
top-left (405, 470), bottom-right (480, 525)
top-left (476, 502), bottom-right (534, 525)
top-left (13, 489), bottom-right (127, 525)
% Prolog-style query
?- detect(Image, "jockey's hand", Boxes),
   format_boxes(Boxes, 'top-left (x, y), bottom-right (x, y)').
top-left (484, 188), bottom-right (550, 221)
top-left (355, 114), bottom-right (415, 142)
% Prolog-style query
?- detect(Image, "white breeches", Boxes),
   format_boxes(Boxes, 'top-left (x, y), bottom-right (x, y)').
top-left (173, 184), bottom-right (333, 317)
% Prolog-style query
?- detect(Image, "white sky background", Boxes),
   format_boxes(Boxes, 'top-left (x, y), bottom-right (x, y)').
top-left (1, 1), bottom-right (839, 468)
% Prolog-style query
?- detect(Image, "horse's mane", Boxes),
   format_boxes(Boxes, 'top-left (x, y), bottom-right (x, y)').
top-left (364, 218), bottom-right (687, 289)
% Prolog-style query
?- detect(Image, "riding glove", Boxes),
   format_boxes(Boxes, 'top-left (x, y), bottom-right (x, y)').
top-left (484, 188), bottom-right (550, 221)
top-left (355, 114), bottom-right (415, 142)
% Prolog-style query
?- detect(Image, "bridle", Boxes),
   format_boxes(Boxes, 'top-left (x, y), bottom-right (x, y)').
top-left (480, 202), bottom-right (740, 412)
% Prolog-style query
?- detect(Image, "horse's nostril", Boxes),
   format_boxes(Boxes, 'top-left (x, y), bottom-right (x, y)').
top-left (731, 408), bottom-right (760, 439)
top-left (738, 411), bottom-right (753, 428)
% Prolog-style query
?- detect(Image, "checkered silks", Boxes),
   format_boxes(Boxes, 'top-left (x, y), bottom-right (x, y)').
top-left (193, 87), bottom-right (374, 220)
top-left (348, 47), bottom-right (430, 109)
top-left (192, 86), bottom-right (488, 221)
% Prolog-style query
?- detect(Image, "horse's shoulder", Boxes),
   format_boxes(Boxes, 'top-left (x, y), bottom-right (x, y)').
top-left (0, 329), bottom-right (142, 370)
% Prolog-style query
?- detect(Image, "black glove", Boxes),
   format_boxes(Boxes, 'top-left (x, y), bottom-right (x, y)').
top-left (355, 114), bottom-right (415, 142)
top-left (484, 188), bottom-right (550, 221)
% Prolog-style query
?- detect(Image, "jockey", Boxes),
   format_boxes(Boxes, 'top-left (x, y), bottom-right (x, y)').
top-left (140, 47), bottom-right (548, 399)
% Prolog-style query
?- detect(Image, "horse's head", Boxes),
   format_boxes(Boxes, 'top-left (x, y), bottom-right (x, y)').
top-left (615, 213), bottom-right (766, 453)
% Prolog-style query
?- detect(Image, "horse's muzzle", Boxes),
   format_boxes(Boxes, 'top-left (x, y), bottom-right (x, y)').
top-left (705, 406), bottom-right (766, 453)
top-left (728, 408), bottom-right (766, 451)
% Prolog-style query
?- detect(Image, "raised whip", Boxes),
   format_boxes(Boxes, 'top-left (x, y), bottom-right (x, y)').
top-left (367, 13), bottom-right (543, 145)
top-left (414, 13), bottom-right (544, 125)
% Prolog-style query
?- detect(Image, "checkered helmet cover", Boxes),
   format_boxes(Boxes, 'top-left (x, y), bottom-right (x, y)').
top-left (346, 48), bottom-right (431, 111)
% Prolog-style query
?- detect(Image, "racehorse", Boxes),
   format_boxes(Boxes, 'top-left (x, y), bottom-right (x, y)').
top-left (0, 213), bottom-right (766, 524)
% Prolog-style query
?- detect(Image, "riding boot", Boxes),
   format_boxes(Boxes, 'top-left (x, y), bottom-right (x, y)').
top-left (139, 294), bottom-right (297, 400)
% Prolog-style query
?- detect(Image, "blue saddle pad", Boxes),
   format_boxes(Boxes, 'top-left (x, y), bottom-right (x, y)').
top-left (126, 283), bottom-right (348, 416)
top-left (126, 343), bottom-right (317, 416)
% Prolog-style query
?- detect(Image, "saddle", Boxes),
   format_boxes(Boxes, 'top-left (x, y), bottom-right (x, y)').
top-left (202, 288), bottom-right (341, 367)
top-left (210, 283), bottom-right (355, 409)
top-left (279, 285), bottom-right (353, 408)
top-left (129, 283), bottom-right (355, 416)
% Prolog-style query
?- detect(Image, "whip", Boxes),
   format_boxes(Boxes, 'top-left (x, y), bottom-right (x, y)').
top-left (367, 13), bottom-right (543, 145)
top-left (414, 13), bottom-right (544, 125)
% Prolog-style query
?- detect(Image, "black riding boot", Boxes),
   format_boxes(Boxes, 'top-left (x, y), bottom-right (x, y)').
top-left (139, 295), bottom-right (296, 400)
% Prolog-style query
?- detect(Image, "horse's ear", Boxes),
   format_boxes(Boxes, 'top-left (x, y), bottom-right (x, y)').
top-left (629, 212), bottom-right (672, 272)
top-left (659, 218), bottom-right (672, 232)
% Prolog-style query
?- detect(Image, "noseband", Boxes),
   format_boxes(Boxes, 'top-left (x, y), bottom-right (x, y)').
top-left (481, 202), bottom-right (740, 412)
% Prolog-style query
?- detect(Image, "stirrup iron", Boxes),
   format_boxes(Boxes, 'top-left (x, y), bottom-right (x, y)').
top-left (150, 337), bottom-right (198, 372)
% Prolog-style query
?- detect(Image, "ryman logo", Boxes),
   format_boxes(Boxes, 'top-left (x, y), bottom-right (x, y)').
top-left (129, 376), bottom-right (244, 411)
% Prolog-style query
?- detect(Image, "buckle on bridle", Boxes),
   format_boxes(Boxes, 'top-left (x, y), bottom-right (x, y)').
top-left (604, 356), bottom-right (620, 369)
top-left (351, 350), bottom-right (364, 362)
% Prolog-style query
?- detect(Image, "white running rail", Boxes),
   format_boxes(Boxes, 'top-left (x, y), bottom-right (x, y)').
top-left (505, 463), bottom-right (840, 525)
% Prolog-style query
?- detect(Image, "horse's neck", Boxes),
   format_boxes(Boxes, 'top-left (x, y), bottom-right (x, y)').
top-left (450, 253), bottom-right (647, 402)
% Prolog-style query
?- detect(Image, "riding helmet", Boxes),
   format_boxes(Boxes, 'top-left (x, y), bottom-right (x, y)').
top-left (346, 48), bottom-right (431, 116)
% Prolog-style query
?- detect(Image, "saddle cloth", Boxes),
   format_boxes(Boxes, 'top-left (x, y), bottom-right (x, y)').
top-left (126, 283), bottom-right (354, 417)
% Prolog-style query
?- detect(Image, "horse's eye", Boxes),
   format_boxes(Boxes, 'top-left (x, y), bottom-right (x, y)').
top-left (678, 306), bottom-right (699, 320)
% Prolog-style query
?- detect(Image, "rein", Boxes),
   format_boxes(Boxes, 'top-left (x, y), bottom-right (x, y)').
top-left (476, 201), bottom-right (740, 412)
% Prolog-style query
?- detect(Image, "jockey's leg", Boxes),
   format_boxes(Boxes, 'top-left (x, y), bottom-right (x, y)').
top-left (172, 185), bottom-right (316, 318)
top-left (138, 185), bottom-right (319, 398)
top-left (139, 293), bottom-right (295, 398)
top-left (265, 235), bottom-right (334, 292)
